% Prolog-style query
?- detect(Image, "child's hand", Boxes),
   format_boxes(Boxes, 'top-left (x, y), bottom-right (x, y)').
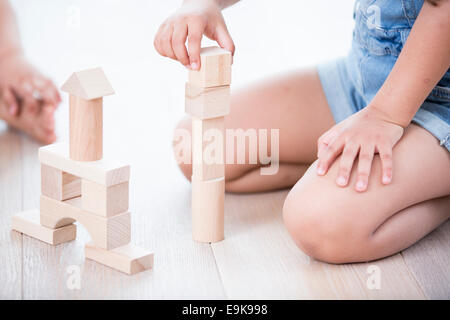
top-left (154, 0), bottom-right (235, 70)
top-left (0, 54), bottom-right (61, 116)
top-left (316, 106), bottom-right (404, 192)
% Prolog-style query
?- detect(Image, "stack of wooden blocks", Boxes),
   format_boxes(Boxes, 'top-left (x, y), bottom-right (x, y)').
top-left (186, 46), bottom-right (232, 243)
top-left (11, 68), bottom-right (153, 275)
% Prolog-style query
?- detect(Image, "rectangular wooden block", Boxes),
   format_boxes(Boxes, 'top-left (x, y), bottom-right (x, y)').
top-left (192, 117), bottom-right (225, 181)
top-left (188, 46), bottom-right (231, 88)
top-left (81, 180), bottom-right (129, 217)
top-left (39, 143), bottom-right (130, 187)
top-left (191, 176), bottom-right (225, 243)
top-left (185, 83), bottom-right (230, 119)
top-left (41, 164), bottom-right (81, 201)
top-left (12, 209), bottom-right (76, 245)
top-left (85, 242), bottom-right (154, 275)
top-left (40, 196), bottom-right (131, 250)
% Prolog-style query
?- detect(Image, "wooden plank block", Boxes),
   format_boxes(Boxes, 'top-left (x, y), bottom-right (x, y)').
top-left (191, 176), bottom-right (224, 243)
top-left (69, 95), bottom-right (103, 161)
top-left (61, 67), bottom-right (114, 100)
top-left (41, 164), bottom-right (81, 201)
top-left (40, 196), bottom-right (131, 250)
top-left (192, 117), bottom-right (225, 181)
top-left (188, 46), bottom-right (231, 88)
top-left (39, 143), bottom-right (130, 187)
top-left (85, 242), bottom-right (154, 275)
top-left (82, 180), bottom-right (129, 217)
top-left (12, 209), bottom-right (76, 245)
top-left (185, 83), bottom-right (230, 119)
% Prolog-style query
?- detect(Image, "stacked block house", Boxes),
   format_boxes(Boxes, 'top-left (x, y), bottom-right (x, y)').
top-left (11, 68), bottom-right (153, 275)
top-left (185, 46), bottom-right (232, 243)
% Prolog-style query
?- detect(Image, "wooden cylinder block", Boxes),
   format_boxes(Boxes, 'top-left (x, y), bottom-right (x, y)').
top-left (69, 95), bottom-right (103, 161)
top-left (191, 176), bottom-right (225, 243)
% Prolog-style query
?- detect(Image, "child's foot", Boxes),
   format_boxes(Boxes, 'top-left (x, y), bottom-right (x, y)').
top-left (0, 54), bottom-right (60, 144)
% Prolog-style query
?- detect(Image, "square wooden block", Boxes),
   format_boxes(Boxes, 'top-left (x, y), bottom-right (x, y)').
top-left (81, 180), bottom-right (129, 217)
top-left (41, 164), bottom-right (81, 201)
top-left (185, 83), bottom-right (230, 119)
top-left (192, 117), bottom-right (225, 181)
top-left (188, 46), bottom-right (231, 88)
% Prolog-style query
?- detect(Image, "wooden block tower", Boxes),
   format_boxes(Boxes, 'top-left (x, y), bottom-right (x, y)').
top-left (11, 67), bottom-right (153, 275)
top-left (185, 46), bottom-right (231, 243)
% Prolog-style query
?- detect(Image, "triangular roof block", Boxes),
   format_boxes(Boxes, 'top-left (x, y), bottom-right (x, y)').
top-left (61, 67), bottom-right (115, 100)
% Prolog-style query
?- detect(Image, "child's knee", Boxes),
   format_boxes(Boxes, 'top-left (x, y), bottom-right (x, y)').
top-left (282, 173), bottom-right (370, 263)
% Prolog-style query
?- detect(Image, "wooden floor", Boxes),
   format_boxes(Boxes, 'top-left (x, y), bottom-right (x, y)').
top-left (0, 0), bottom-right (449, 299)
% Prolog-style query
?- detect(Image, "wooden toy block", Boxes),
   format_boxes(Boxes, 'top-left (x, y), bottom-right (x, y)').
top-left (39, 143), bottom-right (130, 187)
top-left (81, 180), bottom-right (129, 217)
top-left (185, 83), bottom-right (230, 119)
top-left (85, 242), bottom-right (154, 275)
top-left (192, 117), bottom-right (225, 180)
top-left (191, 176), bottom-right (225, 243)
top-left (69, 95), bottom-right (103, 161)
top-left (61, 67), bottom-right (114, 100)
top-left (188, 46), bottom-right (231, 88)
top-left (41, 164), bottom-right (81, 201)
top-left (12, 209), bottom-right (76, 245)
top-left (40, 196), bottom-right (131, 250)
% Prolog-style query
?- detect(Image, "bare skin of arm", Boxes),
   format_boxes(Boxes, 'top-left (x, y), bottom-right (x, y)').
top-left (317, 0), bottom-right (450, 192)
top-left (0, 0), bottom-right (60, 143)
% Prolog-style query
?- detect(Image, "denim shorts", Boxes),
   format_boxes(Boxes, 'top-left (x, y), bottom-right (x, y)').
top-left (317, 0), bottom-right (450, 151)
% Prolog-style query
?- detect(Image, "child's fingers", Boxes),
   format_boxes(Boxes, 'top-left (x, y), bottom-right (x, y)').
top-left (336, 142), bottom-right (359, 187)
top-left (155, 23), bottom-right (176, 60)
top-left (317, 129), bottom-right (338, 158)
top-left (2, 87), bottom-right (19, 116)
top-left (317, 137), bottom-right (345, 176)
top-left (171, 22), bottom-right (190, 67)
top-left (187, 21), bottom-right (205, 70)
top-left (378, 144), bottom-right (393, 185)
top-left (214, 24), bottom-right (235, 58)
top-left (355, 144), bottom-right (375, 192)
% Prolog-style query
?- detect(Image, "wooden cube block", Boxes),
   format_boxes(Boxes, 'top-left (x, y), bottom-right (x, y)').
top-left (40, 196), bottom-right (131, 250)
top-left (12, 209), bottom-right (76, 245)
top-left (192, 117), bottom-right (225, 180)
top-left (85, 242), bottom-right (154, 275)
top-left (185, 83), bottom-right (230, 119)
top-left (81, 180), bottom-right (129, 217)
top-left (191, 176), bottom-right (224, 243)
top-left (188, 46), bottom-right (231, 88)
top-left (39, 143), bottom-right (130, 187)
top-left (41, 164), bottom-right (81, 201)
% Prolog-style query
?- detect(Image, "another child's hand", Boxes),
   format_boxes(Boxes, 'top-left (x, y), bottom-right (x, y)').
top-left (0, 54), bottom-right (61, 116)
top-left (316, 106), bottom-right (404, 192)
top-left (154, 0), bottom-right (235, 70)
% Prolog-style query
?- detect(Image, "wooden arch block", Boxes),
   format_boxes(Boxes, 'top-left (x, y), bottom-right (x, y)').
top-left (40, 195), bottom-right (130, 250)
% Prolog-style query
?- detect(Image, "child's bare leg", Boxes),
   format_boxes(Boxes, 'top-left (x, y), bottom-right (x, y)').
top-left (283, 124), bottom-right (450, 263)
top-left (174, 68), bottom-right (335, 192)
